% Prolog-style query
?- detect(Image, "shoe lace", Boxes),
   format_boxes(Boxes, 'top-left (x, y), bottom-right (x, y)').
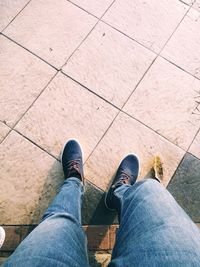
top-left (112, 171), bottom-right (132, 188)
top-left (66, 159), bottom-right (81, 176)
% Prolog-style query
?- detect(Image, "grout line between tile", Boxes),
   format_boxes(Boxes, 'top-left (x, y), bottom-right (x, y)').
top-left (12, 128), bottom-right (108, 193)
top-left (60, 3), bottom-right (199, 167)
top-left (84, 110), bottom-right (121, 164)
top-left (159, 55), bottom-right (200, 81)
top-left (0, 62), bottom-right (185, 171)
top-left (99, 8), bottom-right (200, 113)
top-left (3, 129), bottom-right (106, 193)
top-left (0, 128), bottom-right (59, 168)
top-left (1, 0), bottom-right (194, 191)
top-left (122, 110), bottom-right (187, 152)
top-left (1, 0), bottom-right (32, 33)
top-left (187, 126), bottom-right (200, 152)
top-left (178, 0), bottom-right (194, 6)
top-left (13, 128), bottom-right (59, 161)
top-left (0, 128), bottom-right (12, 145)
top-left (101, 1), bottom-right (191, 57)
top-left (120, 57), bottom-right (157, 110)
top-left (62, 72), bottom-right (187, 162)
top-left (1, 34), bottom-right (59, 71)
top-left (167, 151), bottom-right (186, 186)
top-left (158, 3), bottom-right (193, 54)
top-left (84, 107), bottom-right (187, 172)
top-left (61, 20), bottom-right (100, 69)
top-left (4, 65), bottom-right (187, 174)
top-left (187, 151), bottom-right (200, 161)
top-left (65, 0), bottom-right (99, 19)
top-left (1, 125), bottom-right (118, 195)
top-left (1, 0), bottom-right (115, 74)
top-left (100, 20), bottom-right (159, 56)
top-left (12, 71), bottom-right (59, 130)
top-left (84, 2), bottom-right (199, 163)
top-left (100, 3), bottom-right (200, 83)
top-left (1, 0), bottom-right (198, 229)
top-left (84, 178), bottom-right (105, 193)
top-left (61, 0), bottom-right (116, 70)
top-left (61, 72), bottom-right (120, 110)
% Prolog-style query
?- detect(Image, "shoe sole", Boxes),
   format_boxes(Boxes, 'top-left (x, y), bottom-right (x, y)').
top-left (0, 227), bottom-right (5, 248)
top-left (104, 153), bottom-right (140, 211)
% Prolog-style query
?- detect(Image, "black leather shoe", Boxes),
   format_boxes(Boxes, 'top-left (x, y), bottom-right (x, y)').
top-left (105, 154), bottom-right (139, 211)
top-left (61, 140), bottom-right (84, 182)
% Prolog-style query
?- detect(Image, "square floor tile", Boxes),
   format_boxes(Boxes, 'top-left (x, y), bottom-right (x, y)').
top-left (0, 0), bottom-right (29, 31)
top-left (0, 131), bottom-right (63, 224)
top-left (15, 72), bottom-right (118, 159)
top-left (69, 0), bottom-right (113, 17)
top-left (103, 0), bottom-right (188, 53)
top-left (63, 22), bottom-right (155, 107)
top-left (85, 112), bottom-right (184, 191)
top-left (0, 122), bottom-right (10, 142)
top-left (189, 131), bottom-right (200, 159)
top-left (3, 0), bottom-right (97, 68)
top-left (167, 153), bottom-right (200, 222)
top-left (162, 8), bottom-right (200, 78)
top-left (0, 36), bottom-right (56, 127)
top-left (123, 57), bottom-right (200, 150)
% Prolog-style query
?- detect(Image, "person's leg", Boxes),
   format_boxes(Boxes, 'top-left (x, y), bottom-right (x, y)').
top-left (3, 140), bottom-right (89, 267)
top-left (109, 179), bottom-right (200, 267)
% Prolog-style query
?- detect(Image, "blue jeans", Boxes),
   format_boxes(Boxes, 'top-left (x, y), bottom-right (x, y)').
top-left (3, 178), bottom-right (200, 266)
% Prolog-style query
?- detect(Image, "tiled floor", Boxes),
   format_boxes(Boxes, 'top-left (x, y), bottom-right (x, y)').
top-left (1, 0), bottom-right (200, 260)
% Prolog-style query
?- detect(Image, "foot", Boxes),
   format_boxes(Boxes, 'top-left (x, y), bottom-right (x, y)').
top-left (105, 154), bottom-right (139, 211)
top-left (61, 140), bottom-right (84, 182)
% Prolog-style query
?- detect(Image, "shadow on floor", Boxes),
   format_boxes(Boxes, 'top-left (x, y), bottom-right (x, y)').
top-left (27, 160), bottom-right (117, 266)
top-left (82, 176), bottom-right (118, 266)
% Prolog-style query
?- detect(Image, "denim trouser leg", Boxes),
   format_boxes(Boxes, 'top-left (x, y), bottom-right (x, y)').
top-left (3, 178), bottom-right (89, 267)
top-left (109, 179), bottom-right (200, 267)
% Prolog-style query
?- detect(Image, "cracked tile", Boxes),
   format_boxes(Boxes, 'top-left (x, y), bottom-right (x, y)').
top-left (15, 72), bottom-right (118, 159)
top-left (0, 36), bottom-right (56, 127)
top-left (103, 0), bottom-right (188, 53)
top-left (162, 8), bottom-right (200, 78)
top-left (85, 112), bottom-right (184, 191)
top-left (123, 57), bottom-right (200, 150)
top-left (0, 131), bottom-right (63, 224)
top-left (63, 22), bottom-right (155, 107)
top-left (0, 0), bottom-right (30, 31)
top-left (4, 0), bottom-right (97, 68)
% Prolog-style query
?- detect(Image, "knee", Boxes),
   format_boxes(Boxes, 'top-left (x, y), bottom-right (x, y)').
top-left (42, 212), bottom-right (81, 229)
top-left (126, 179), bottom-right (168, 203)
top-left (140, 178), bottom-right (163, 192)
